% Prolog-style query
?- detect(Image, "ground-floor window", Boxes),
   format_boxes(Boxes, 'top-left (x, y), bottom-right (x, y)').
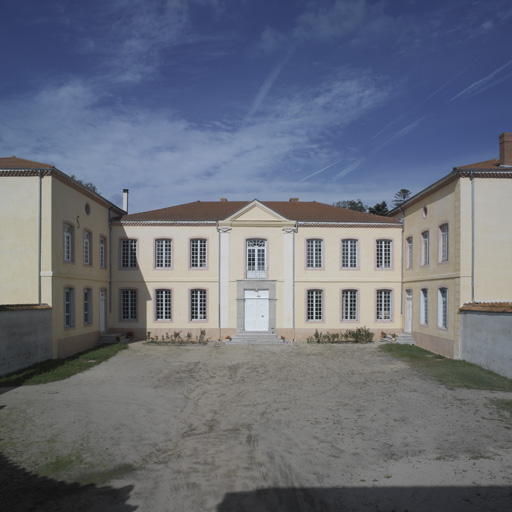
top-left (420, 288), bottom-right (429, 326)
top-left (190, 289), bottom-right (207, 321)
top-left (84, 288), bottom-right (92, 325)
top-left (307, 289), bottom-right (323, 321)
top-left (156, 289), bottom-right (172, 321)
top-left (376, 289), bottom-right (392, 320)
top-left (438, 287), bottom-right (448, 328)
top-left (121, 289), bottom-right (137, 321)
top-left (64, 287), bottom-right (75, 327)
top-left (341, 289), bottom-right (358, 321)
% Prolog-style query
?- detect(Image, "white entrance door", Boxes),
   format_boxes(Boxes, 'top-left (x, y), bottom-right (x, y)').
top-left (405, 290), bottom-right (412, 333)
top-left (244, 290), bottom-right (269, 331)
top-left (100, 289), bottom-right (107, 333)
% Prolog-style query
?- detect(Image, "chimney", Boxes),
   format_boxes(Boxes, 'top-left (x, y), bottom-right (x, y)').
top-left (289, 198), bottom-right (299, 202)
top-left (499, 132), bottom-right (512, 167)
top-left (123, 189), bottom-right (129, 213)
top-left (220, 198), bottom-right (227, 202)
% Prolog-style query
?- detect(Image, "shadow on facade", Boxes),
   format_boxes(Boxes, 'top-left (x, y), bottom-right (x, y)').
top-left (216, 485), bottom-right (512, 512)
top-left (0, 452), bottom-right (137, 512)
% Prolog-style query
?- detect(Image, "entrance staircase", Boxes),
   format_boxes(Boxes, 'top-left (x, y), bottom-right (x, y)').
top-left (227, 332), bottom-right (285, 345)
top-left (97, 332), bottom-right (129, 344)
top-left (381, 332), bottom-right (415, 345)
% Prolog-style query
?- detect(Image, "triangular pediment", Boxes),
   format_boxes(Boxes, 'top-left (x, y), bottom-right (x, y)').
top-left (225, 200), bottom-right (289, 222)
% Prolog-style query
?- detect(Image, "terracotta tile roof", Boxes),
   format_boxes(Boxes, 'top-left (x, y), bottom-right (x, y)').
top-left (121, 200), bottom-right (400, 224)
top-left (0, 156), bottom-right (54, 169)
top-left (455, 159), bottom-right (503, 170)
top-left (459, 302), bottom-right (512, 313)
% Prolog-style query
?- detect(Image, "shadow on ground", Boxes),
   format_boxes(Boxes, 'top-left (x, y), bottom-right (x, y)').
top-left (217, 485), bottom-right (512, 512)
top-left (0, 452), bottom-right (136, 512)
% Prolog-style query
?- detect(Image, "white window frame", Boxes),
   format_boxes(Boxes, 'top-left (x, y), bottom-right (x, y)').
top-left (83, 231), bottom-right (91, 265)
top-left (247, 239), bottom-right (267, 278)
top-left (341, 289), bottom-right (358, 321)
top-left (438, 288), bottom-right (448, 329)
top-left (190, 289), bottom-right (207, 321)
top-left (376, 239), bottom-right (392, 269)
top-left (406, 237), bottom-right (413, 269)
top-left (121, 289), bottom-right (137, 321)
top-left (63, 223), bottom-right (73, 262)
top-left (341, 239), bottom-right (358, 269)
top-left (121, 239), bottom-right (137, 268)
top-left (420, 288), bottom-right (429, 326)
top-left (84, 288), bottom-right (92, 325)
top-left (376, 289), bottom-right (392, 321)
top-left (190, 239), bottom-right (207, 269)
top-left (64, 287), bottom-right (75, 327)
top-left (156, 289), bottom-right (172, 321)
top-left (99, 236), bottom-right (106, 269)
top-left (306, 239), bottom-right (323, 269)
top-left (421, 231), bottom-right (430, 266)
top-left (307, 289), bottom-right (323, 321)
top-left (439, 224), bottom-right (449, 262)
top-left (155, 239), bottom-right (172, 269)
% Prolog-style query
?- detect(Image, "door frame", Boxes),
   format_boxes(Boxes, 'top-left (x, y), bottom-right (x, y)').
top-left (237, 279), bottom-right (276, 333)
top-left (405, 289), bottom-right (412, 334)
top-left (100, 288), bottom-right (107, 333)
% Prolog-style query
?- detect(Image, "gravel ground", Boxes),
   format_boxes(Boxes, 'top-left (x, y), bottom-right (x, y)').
top-left (1, 341), bottom-right (511, 511)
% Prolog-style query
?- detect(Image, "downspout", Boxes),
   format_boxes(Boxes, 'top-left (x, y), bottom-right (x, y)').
top-left (470, 171), bottom-right (475, 302)
top-left (38, 170), bottom-right (42, 304)
top-left (292, 221), bottom-right (298, 341)
top-left (398, 206), bottom-right (405, 316)
top-left (216, 221), bottom-right (221, 341)
top-left (109, 207), bottom-right (113, 313)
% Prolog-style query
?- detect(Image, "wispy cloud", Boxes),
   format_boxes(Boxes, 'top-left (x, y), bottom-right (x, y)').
top-left (371, 117), bottom-right (425, 153)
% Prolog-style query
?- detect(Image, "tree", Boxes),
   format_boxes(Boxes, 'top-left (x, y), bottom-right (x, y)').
top-left (368, 201), bottom-right (389, 216)
top-left (70, 174), bottom-right (99, 194)
top-left (392, 188), bottom-right (411, 208)
top-left (334, 199), bottom-right (367, 212)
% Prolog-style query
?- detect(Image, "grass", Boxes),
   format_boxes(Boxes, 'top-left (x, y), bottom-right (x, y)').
top-left (379, 344), bottom-right (512, 392)
top-left (0, 343), bottom-right (128, 386)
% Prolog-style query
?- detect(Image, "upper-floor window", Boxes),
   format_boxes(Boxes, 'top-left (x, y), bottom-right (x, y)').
top-left (376, 289), bottom-right (392, 320)
top-left (99, 237), bottom-right (106, 268)
top-left (439, 224), bottom-right (449, 262)
top-left (438, 287), bottom-right (448, 328)
top-left (64, 287), bottom-right (75, 327)
top-left (190, 289), bottom-right (207, 321)
top-left (83, 231), bottom-right (91, 265)
top-left (306, 239), bottom-right (323, 269)
top-left (190, 239), bottom-right (207, 269)
top-left (155, 239), bottom-right (172, 268)
top-left (421, 231), bottom-right (430, 266)
top-left (341, 239), bottom-right (358, 269)
top-left (156, 289), bottom-right (172, 321)
top-left (420, 288), bottom-right (429, 326)
top-left (307, 289), bottom-right (323, 321)
top-left (376, 240), bottom-right (392, 269)
top-left (247, 239), bottom-right (267, 278)
top-left (341, 289), bottom-right (358, 321)
top-left (84, 288), bottom-right (92, 325)
top-left (406, 237), bottom-right (413, 269)
top-left (121, 289), bottom-right (137, 321)
top-left (121, 239), bottom-right (137, 268)
top-left (64, 224), bottom-right (73, 262)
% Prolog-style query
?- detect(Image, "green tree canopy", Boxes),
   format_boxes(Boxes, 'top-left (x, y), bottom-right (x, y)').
top-left (368, 201), bottom-right (389, 216)
top-left (392, 189), bottom-right (411, 208)
top-left (334, 199), bottom-right (367, 212)
top-left (70, 174), bottom-right (99, 194)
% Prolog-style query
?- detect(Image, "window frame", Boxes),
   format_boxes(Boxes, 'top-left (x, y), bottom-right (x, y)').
top-left (83, 230), bottom-right (92, 266)
top-left (421, 230), bottom-right (430, 267)
top-left (306, 238), bottom-right (323, 269)
top-left (341, 289), bottom-right (359, 322)
top-left (190, 238), bottom-right (208, 269)
top-left (420, 288), bottom-right (429, 326)
top-left (376, 239), bottom-right (393, 270)
top-left (84, 288), bottom-right (92, 325)
top-left (63, 222), bottom-right (74, 263)
top-left (155, 289), bottom-right (172, 322)
top-left (406, 237), bottom-right (413, 269)
top-left (64, 287), bottom-right (75, 328)
top-left (120, 289), bottom-right (138, 322)
top-left (438, 223), bottom-right (449, 263)
top-left (120, 238), bottom-right (138, 269)
top-left (376, 289), bottom-right (392, 321)
top-left (190, 288), bottom-right (207, 321)
top-left (306, 289), bottom-right (324, 322)
top-left (99, 236), bottom-right (107, 269)
top-left (341, 238), bottom-right (359, 270)
top-left (155, 238), bottom-right (173, 269)
top-left (438, 287), bottom-right (448, 329)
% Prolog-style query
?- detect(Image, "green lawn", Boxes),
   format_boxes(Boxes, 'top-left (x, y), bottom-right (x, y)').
top-left (0, 343), bottom-right (128, 386)
top-left (379, 344), bottom-right (512, 392)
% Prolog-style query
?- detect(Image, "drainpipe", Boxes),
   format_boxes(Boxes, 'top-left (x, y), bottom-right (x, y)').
top-left (292, 221), bottom-right (298, 341)
top-left (108, 207), bottom-right (113, 313)
top-left (216, 221), bottom-right (221, 341)
top-left (398, 206), bottom-right (405, 315)
top-left (38, 170), bottom-right (43, 304)
top-left (470, 171), bottom-right (475, 302)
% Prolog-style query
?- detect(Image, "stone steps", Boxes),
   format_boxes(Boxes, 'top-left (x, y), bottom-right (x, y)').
top-left (227, 332), bottom-right (285, 345)
top-left (97, 332), bottom-right (128, 344)
top-left (381, 333), bottom-right (415, 345)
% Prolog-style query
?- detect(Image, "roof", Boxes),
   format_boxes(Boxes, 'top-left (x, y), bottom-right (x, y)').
top-left (120, 200), bottom-right (400, 224)
top-left (0, 156), bottom-right (55, 169)
top-left (455, 158), bottom-right (502, 170)
top-left (460, 302), bottom-right (512, 313)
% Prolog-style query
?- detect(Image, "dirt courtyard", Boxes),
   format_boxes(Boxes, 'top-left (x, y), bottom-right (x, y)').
top-left (1, 342), bottom-right (511, 511)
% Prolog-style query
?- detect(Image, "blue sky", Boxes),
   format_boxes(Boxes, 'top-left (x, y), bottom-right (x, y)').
top-left (2, 0), bottom-right (512, 213)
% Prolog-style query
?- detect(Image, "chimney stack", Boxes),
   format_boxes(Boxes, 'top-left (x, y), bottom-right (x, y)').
top-left (289, 198), bottom-right (299, 202)
top-left (123, 189), bottom-right (129, 213)
top-left (499, 132), bottom-right (512, 167)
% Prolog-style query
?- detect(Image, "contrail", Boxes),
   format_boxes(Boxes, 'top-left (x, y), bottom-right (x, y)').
top-left (298, 157), bottom-right (346, 182)
top-left (371, 117), bottom-right (425, 153)
top-left (332, 158), bottom-right (365, 181)
top-left (449, 59), bottom-right (512, 102)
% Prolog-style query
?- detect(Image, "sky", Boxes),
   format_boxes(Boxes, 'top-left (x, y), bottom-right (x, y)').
top-left (1, 0), bottom-right (512, 214)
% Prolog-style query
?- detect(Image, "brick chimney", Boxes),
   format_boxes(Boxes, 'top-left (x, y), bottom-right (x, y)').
top-left (289, 198), bottom-right (299, 202)
top-left (499, 132), bottom-right (512, 167)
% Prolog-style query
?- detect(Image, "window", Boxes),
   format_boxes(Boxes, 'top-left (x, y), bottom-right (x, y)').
top-left (84, 231), bottom-right (91, 265)
top-left (64, 287), bottom-right (75, 327)
top-left (84, 288), bottom-right (92, 325)
top-left (341, 290), bottom-right (358, 321)
top-left (421, 231), bottom-right (430, 266)
top-left (190, 289), bottom-right (207, 321)
top-left (376, 289), bottom-right (392, 320)
top-left (121, 289), bottom-right (137, 321)
top-left (307, 290), bottom-right (323, 321)
top-left (190, 239), bottom-right (207, 268)
top-left (406, 237), bottom-right (413, 269)
top-left (121, 239), bottom-right (137, 268)
top-left (306, 239), bottom-right (323, 268)
top-left (420, 288), bottom-right (429, 326)
top-left (63, 224), bottom-right (73, 262)
top-left (438, 288), bottom-right (448, 328)
top-left (439, 224), bottom-right (449, 262)
top-left (341, 239), bottom-right (358, 269)
top-left (99, 237), bottom-right (106, 268)
top-left (155, 239), bottom-right (172, 268)
top-left (376, 240), bottom-right (392, 269)
top-left (247, 239), bottom-right (267, 278)
top-left (156, 289), bottom-right (172, 321)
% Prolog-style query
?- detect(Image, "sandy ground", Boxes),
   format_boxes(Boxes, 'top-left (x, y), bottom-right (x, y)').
top-left (0, 341), bottom-right (511, 511)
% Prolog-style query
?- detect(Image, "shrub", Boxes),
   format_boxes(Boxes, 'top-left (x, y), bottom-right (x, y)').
top-left (345, 326), bottom-right (374, 344)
